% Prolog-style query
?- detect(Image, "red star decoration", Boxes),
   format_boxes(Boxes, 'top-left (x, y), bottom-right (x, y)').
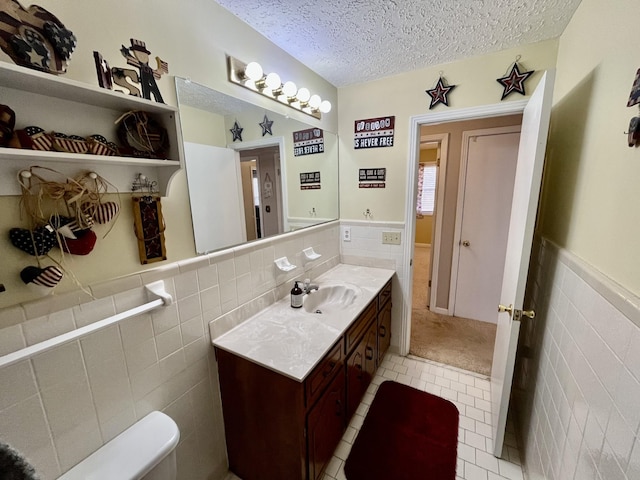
top-left (425, 77), bottom-right (456, 109)
top-left (497, 63), bottom-right (534, 100)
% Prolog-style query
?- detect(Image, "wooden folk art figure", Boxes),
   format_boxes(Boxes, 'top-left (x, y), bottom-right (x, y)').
top-left (132, 195), bottom-right (167, 264)
top-left (93, 38), bottom-right (168, 103)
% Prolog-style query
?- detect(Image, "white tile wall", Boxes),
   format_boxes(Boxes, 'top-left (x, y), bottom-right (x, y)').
top-left (340, 220), bottom-right (406, 353)
top-left (0, 222), bottom-right (340, 480)
top-left (515, 237), bottom-right (640, 480)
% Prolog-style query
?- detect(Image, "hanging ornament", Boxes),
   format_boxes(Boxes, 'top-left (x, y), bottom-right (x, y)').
top-left (425, 74), bottom-right (457, 109)
top-left (259, 114), bottom-right (273, 136)
top-left (497, 57), bottom-right (534, 100)
top-left (230, 120), bottom-right (243, 142)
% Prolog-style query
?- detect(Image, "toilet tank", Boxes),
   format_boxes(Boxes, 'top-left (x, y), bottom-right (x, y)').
top-left (59, 411), bottom-right (180, 480)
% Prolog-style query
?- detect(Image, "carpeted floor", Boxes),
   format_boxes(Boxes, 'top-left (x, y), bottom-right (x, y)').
top-left (410, 245), bottom-right (496, 376)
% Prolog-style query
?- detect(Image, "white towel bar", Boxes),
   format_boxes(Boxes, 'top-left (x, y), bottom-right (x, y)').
top-left (0, 281), bottom-right (172, 369)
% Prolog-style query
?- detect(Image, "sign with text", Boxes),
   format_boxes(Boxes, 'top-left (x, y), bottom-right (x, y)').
top-left (300, 171), bottom-right (321, 190)
top-left (354, 115), bottom-right (395, 149)
top-left (359, 168), bottom-right (386, 188)
top-left (293, 128), bottom-right (324, 156)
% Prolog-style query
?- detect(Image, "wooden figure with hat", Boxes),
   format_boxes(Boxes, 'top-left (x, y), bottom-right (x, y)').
top-left (119, 38), bottom-right (168, 103)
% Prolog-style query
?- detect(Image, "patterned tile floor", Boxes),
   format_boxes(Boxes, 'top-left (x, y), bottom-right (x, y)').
top-left (227, 353), bottom-right (525, 480)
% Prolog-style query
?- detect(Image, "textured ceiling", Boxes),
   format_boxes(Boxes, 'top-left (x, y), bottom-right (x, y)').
top-left (213, 0), bottom-right (581, 87)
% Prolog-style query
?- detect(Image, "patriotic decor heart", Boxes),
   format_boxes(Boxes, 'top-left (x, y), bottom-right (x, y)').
top-left (20, 265), bottom-right (63, 296)
top-left (9, 226), bottom-right (57, 256)
top-left (20, 265), bottom-right (63, 287)
top-left (9, 126), bottom-right (53, 150)
top-left (60, 229), bottom-right (97, 255)
top-left (83, 201), bottom-right (119, 224)
top-left (49, 215), bottom-right (84, 239)
top-left (87, 134), bottom-right (118, 156)
top-left (51, 132), bottom-right (89, 154)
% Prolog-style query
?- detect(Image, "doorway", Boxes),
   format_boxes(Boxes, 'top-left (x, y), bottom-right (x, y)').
top-left (408, 119), bottom-right (522, 375)
top-left (238, 145), bottom-right (283, 241)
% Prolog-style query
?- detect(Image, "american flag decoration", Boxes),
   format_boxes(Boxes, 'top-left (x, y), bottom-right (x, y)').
top-left (51, 132), bottom-right (88, 154)
top-left (0, 0), bottom-right (76, 74)
top-left (16, 126), bottom-right (53, 150)
top-left (20, 265), bottom-right (63, 288)
top-left (87, 134), bottom-right (117, 156)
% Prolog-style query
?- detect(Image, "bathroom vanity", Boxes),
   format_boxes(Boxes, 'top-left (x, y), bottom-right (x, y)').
top-left (212, 264), bottom-right (394, 480)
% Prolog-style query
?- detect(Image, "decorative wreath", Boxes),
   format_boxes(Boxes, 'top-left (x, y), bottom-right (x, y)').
top-left (115, 110), bottom-right (169, 159)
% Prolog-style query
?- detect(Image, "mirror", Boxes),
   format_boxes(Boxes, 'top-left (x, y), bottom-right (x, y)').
top-left (175, 77), bottom-right (339, 254)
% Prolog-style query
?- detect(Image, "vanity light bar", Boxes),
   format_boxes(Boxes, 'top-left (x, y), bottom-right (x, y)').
top-left (226, 55), bottom-right (331, 120)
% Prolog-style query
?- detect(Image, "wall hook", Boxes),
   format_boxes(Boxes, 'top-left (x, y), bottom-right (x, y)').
top-left (309, 207), bottom-right (316, 217)
top-left (363, 208), bottom-right (373, 219)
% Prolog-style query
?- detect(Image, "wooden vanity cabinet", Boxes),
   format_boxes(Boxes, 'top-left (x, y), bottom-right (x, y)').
top-left (215, 281), bottom-right (392, 480)
top-left (377, 279), bottom-right (393, 364)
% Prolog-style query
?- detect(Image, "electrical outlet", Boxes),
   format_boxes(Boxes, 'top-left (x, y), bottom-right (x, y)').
top-left (382, 231), bottom-right (401, 245)
top-left (343, 226), bottom-right (351, 242)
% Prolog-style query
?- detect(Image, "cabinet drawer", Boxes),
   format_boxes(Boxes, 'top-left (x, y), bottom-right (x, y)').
top-left (345, 300), bottom-right (377, 354)
top-left (378, 280), bottom-right (392, 311)
top-left (306, 338), bottom-right (344, 408)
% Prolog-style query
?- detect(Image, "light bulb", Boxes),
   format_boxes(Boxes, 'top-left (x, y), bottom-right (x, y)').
top-left (265, 72), bottom-right (281, 90)
top-left (245, 62), bottom-right (263, 81)
top-left (309, 94), bottom-right (321, 109)
top-left (297, 87), bottom-right (310, 103)
top-left (282, 81), bottom-right (297, 97)
top-left (320, 100), bottom-right (332, 113)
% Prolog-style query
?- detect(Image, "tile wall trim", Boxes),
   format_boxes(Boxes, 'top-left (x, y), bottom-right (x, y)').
top-left (542, 237), bottom-right (640, 327)
top-left (1, 221), bottom-right (340, 326)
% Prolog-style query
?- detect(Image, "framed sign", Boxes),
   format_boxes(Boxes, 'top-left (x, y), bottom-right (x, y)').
top-left (300, 171), bottom-right (321, 190)
top-left (293, 127), bottom-right (324, 156)
top-left (354, 116), bottom-right (395, 149)
top-left (359, 168), bottom-right (386, 188)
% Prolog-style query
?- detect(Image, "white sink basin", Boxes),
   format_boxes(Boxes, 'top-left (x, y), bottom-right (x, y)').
top-left (303, 284), bottom-right (360, 314)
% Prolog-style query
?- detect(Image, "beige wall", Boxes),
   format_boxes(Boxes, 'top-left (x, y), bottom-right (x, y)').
top-left (337, 39), bottom-right (558, 223)
top-left (0, 0), bottom-right (337, 311)
top-left (538, 0), bottom-right (640, 295)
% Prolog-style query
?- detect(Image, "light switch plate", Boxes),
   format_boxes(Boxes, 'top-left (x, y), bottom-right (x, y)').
top-left (382, 231), bottom-right (401, 245)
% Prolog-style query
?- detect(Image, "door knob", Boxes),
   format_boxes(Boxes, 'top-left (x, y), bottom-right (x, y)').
top-left (498, 304), bottom-right (513, 316)
top-left (462, 240), bottom-right (471, 247)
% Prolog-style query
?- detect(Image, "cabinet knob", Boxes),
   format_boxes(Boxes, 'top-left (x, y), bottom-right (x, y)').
top-left (379, 325), bottom-right (386, 337)
top-left (365, 346), bottom-right (374, 360)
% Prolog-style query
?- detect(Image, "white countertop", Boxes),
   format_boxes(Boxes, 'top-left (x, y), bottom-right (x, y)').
top-left (211, 264), bottom-right (394, 382)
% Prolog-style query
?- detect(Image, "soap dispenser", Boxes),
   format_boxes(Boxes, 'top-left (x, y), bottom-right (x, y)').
top-left (291, 281), bottom-right (304, 308)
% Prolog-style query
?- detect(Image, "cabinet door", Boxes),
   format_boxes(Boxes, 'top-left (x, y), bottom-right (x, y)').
top-left (307, 369), bottom-right (346, 480)
top-left (346, 319), bottom-right (378, 420)
top-left (378, 299), bottom-right (392, 365)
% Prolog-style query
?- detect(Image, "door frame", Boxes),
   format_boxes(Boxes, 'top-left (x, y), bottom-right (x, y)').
top-left (418, 133), bottom-right (449, 315)
top-left (448, 125), bottom-right (521, 317)
top-left (227, 136), bottom-right (289, 234)
top-left (401, 100), bottom-right (528, 356)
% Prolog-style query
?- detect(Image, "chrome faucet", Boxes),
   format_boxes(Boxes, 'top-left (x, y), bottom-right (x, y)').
top-left (303, 278), bottom-right (319, 294)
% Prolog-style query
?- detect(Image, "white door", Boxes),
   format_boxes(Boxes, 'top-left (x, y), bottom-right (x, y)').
top-left (184, 142), bottom-right (246, 254)
top-left (452, 128), bottom-right (520, 323)
top-left (491, 70), bottom-right (555, 457)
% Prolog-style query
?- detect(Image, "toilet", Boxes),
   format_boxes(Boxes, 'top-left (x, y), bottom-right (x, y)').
top-left (58, 411), bottom-right (180, 480)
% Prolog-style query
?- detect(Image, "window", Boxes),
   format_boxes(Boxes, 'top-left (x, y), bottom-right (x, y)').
top-left (417, 163), bottom-right (436, 215)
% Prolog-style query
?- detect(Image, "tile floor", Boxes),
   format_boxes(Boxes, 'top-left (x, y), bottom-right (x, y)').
top-left (227, 352), bottom-right (525, 480)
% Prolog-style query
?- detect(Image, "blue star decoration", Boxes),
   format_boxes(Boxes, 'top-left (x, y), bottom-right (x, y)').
top-left (259, 114), bottom-right (274, 136)
top-left (230, 121), bottom-right (243, 142)
top-left (425, 77), bottom-right (456, 109)
top-left (497, 63), bottom-right (534, 100)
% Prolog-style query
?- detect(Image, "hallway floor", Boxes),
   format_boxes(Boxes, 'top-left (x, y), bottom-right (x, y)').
top-left (226, 353), bottom-right (525, 480)
top-left (410, 244), bottom-right (496, 375)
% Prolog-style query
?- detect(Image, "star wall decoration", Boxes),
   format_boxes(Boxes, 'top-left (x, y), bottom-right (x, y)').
top-left (497, 62), bottom-right (534, 100)
top-left (230, 121), bottom-right (243, 142)
top-left (259, 114), bottom-right (273, 136)
top-left (425, 76), bottom-right (456, 109)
